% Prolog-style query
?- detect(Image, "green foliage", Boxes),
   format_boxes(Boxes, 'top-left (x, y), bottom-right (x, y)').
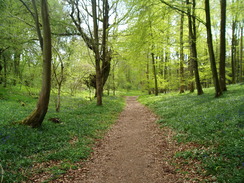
top-left (0, 86), bottom-right (125, 182)
top-left (139, 84), bottom-right (244, 182)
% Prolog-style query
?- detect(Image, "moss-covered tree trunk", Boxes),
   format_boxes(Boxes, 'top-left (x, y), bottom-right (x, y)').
top-left (21, 0), bottom-right (52, 127)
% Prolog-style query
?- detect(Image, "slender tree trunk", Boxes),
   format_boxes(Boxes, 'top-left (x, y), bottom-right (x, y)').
top-left (192, 0), bottom-right (203, 95)
top-left (219, 0), bottom-right (227, 91)
top-left (164, 51), bottom-right (168, 93)
top-left (56, 64), bottom-right (64, 112)
top-left (146, 57), bottom-right (151, 94)
top-left (231, 19), bottom-right (237, 84)
top-left (56, 85), bottom-right (61, 112)
top-left (13, 50), bottom-right (21, 85)
top-left (187, 0), bottom-right (203, 95)
top-left (188, 57), bottom-right (194, 92)
top-left (205, 0), bottom-right (222, 97)
top-left (179, 12), bottom-right (185, 93)
top-left (240, 25), bottom-right (243, 83)
top-left (0, 50), bottom-right (2, 85)
top-left (151, 52), bottom-right (158, 96)
top-left (3, 54), bottom-right (7, 88)
top-left (21, 0), bottom-right (52, 127)
top-left (112, 64), bottom-right (116, 95)
top-left (32, 0), bottom-right (43, 51)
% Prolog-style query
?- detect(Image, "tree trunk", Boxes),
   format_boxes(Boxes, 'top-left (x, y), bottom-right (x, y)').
top-left (92, 0), bottom-right (103, 106)
top-left (3, 54), bottom-right (7, 88)
top-left (53, 48), bottom-right (65, 112)
top-left (56, 85), bottom-right (61, 112)
top-left (101, 0), bottom-right (111, 88)
top-left (151, 52), bottom-right (158, 96)
top-left (231, 19), bottom-right (238, 84)
top-left (32, 0), bottom-right (43, 51)
top-left (219, 0), bottom-right (227, 91)
top-left (146, 57), bottom-right (151, 94)
top-left (187, 0), bottom-right (203, 95)
top-left (0, 50), bottom-right (2, 85)
top-left (112, 64), bottom-right (116, 95)
top-left (205, 0), bottom-right (222, 97)
top-left (13, 50), bottom-right (21, 85)
top-left (240, 25), bottom-right (243, 83)
top-left (69, 0), bottom-right (111, 102)
top-left (21, 0), bottom-right (52, 127)
top-left (179, 11), bottom-right (185, 93)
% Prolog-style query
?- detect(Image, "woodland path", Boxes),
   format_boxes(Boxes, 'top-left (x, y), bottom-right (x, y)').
top-left (54, 96), bottom-right (203, 183)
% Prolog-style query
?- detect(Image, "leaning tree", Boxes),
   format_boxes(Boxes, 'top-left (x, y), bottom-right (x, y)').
top-left (19, 0), bottom-right (52, 127)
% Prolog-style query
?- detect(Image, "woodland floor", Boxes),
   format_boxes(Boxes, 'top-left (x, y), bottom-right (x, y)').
top-left (30, 96), bottom-right (207, 183)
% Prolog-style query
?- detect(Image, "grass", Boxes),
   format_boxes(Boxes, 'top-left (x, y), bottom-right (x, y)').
top-left (0, 86), bottom-right (125, 182)
top-left (139, 84), bottom-right (244, 183)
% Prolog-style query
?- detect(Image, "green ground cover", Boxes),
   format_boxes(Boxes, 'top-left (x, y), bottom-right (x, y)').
top-left (139, 84), bottom-right (244, 183)
top-left (0, 86), bottom-right (125, 182)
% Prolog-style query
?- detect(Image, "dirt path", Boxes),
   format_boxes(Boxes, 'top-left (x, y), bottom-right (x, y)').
top-left (55, 96), bottom-right (203, 183)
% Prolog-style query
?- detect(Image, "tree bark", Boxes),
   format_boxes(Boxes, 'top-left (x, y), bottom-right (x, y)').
top-left (179, 11), bottom-right (185, 94)
top-left (101, 0), bottom-right (111, 88)
top-left (31, 0), bottom-right (43, 51)
top-left (0, 49), bottom-right (2, 85)
top-left (240, 25), bottom-right (243, 83)
top-left (21, 0), bottom-right (52, 127)
top-left (219, 0), bottom-right (227, 91)
top-left (151, 52), bottom-right (158, 96)
top-left (3, 54), bottom-right (7, 88)
top-left (146, 58), bottom-right (151, 94)
top-left (205, 0), bottom-right (222, 97)
top-left (187, 0), bottom-right (203, 95)
top-left (231, 19), bottom-right (237, 84)
top-left (13, 50), bottom-right (21, 85)
top-left (92, 0), bottom-right (103, 106)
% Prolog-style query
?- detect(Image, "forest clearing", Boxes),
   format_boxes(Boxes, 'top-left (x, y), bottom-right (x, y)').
top-left (0, 0), bottom-right (244, 182)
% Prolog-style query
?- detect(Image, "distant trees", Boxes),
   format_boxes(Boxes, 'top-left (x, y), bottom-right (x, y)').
top-left (118, 0), bottom-right (243, 96)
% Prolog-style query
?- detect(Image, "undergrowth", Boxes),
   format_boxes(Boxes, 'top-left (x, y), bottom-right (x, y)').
top-left (139, 84), bottom-right (244, 183)
top-left (0, 86), bottom-right (125, 182)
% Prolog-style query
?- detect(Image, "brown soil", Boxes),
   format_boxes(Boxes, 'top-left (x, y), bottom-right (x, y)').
top-left (51, 96), bottom-right (206, 183)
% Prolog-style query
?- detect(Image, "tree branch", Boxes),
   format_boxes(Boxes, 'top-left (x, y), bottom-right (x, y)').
top-left (19, 0), bottom-right (35, 19)
top-left (159, 0), bottom-right (206, 26)
top-left (69, 0), bottom-right (95, 51)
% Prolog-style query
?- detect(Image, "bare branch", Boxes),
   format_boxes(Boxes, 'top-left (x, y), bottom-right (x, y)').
top-left (159, 0), bottom-right (206, 26)
top-left (69, 0), bottom-right (95, 50)
top-left (19, 0), bottom-right (35, 19)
